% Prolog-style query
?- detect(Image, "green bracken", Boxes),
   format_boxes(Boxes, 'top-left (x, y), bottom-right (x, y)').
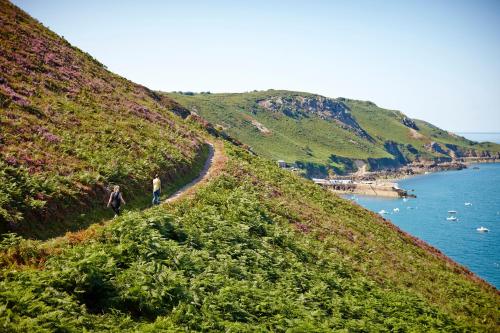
top-left (1, 145), bottom-right (498, 331)
top-left (0, 0), bottom-right (205, 238)
top-left (0, 1), bottom-right (499, 331)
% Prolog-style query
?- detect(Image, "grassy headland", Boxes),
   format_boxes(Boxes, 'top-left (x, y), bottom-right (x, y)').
top-left (167, 91), bottom-right (500, 176)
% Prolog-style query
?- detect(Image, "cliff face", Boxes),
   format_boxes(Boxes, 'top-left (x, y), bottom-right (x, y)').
top-left (445, 144), bottom-right (500, 159)
top-left (401, 116), bottom-right (419, 130)
top-left (257, 94), bottom-right (372, 140)
top-left (425, 142), bottom-right (448, 155)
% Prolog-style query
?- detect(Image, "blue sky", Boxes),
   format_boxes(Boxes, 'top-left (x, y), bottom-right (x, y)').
top-left (13, 0), bottom-right (500, 132)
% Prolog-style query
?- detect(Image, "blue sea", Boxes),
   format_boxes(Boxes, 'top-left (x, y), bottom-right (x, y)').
top-left (352, 163), bottom-right (500, 289)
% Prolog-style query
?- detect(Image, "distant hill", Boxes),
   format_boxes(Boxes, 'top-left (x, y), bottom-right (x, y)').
top-left (0, 0), bottom-right (205, 237)
top-left (168, 90), bottom-right (500, 175)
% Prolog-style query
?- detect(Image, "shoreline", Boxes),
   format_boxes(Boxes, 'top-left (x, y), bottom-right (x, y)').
top-left (354, 158), bottom-right (500, 182)
top-left (328, 159), bottom-right (500, 198)
top-left (349, 162), bottom-right (500, 290)
top-left (315, 179), bottom-right (410, 198)
top-left (461, 158), bottom-right (500, 166)
top-left (327, 185), bottom-right (404, 198)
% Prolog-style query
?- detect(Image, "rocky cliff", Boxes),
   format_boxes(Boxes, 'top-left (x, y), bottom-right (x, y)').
top-left (257, 94), bottom-right (372, 140)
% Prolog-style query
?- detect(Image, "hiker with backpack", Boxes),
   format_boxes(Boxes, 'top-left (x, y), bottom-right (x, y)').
top-left (107, 185), bottom-right (125, 217)
top-left (152, 174), bottom-right (161, 205)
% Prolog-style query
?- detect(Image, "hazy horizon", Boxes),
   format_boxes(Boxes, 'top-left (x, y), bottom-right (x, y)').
top-left (12, 0), bottom-right (500, 132)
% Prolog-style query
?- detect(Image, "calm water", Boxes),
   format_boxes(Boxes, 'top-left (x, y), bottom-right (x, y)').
top-left (351, 163), bottom-right (500, 288)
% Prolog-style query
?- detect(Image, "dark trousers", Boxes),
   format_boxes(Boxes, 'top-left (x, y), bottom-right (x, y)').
top-left (111, 204), bottom-right (120, 215)
top-left (152, 190), bottom-right (161, 205)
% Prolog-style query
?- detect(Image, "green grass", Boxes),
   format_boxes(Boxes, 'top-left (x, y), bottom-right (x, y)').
top-left (167, 91), bottom-right (500, 175)
top-left (168, 91), bottom-right (390, 166)
top-left (1, 2), bottom-right (498, 331)
top-left (414, 119), bottom-right (500, 152)
top-left (33, 143), bottom-right (211, 240)
top-left (347, 100), bottom-right (500, 153)
top-left (1, 144), bottom-right (498, 332)
top-left (0, 0), bottom-right (205, 237)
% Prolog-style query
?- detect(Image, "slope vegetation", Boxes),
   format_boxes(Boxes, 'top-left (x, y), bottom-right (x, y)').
top-left (0, 1), bottom-right (498, 332)
top-left (1, 145), bottom-right (499, 331)
top-left (0, 0), bottom-right (206, 238)
top-left (168, 90), bottom-right (500, 175)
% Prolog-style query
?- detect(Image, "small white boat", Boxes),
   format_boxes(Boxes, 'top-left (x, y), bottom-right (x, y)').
top-left (379, 210), bottom-right (388, 215)
top-left (446, 210), bottom-right (458, 221)
top-left (476, 226), bottom-right (489, 232)
top-left (403, 198), bottom-right (408, 202)
top-left (393, 208), bottom-right (400, 213)
top-left (464, 202), bottom-right (472, 206)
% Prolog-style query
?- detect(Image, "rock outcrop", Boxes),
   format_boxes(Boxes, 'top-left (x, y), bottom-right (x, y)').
top-left (401, 117), bottom-right (419, 130)
top-left (257, 95), bottom-right (372, 140)
top-left (425, 142), bottom-right (448, 155)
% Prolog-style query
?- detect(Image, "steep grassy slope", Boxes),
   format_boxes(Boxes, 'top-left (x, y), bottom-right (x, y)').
top-left (1, 144), bottom-right (498, 331)
top-left (168, 91), bottom-right (390, 173)
top-left (168, 91), bottom-right (500, 175)
top-left (1, 2), bottom-right (499, 331)
top-left (0, 0), bottom-right (206, 238)
top-left (345, 99), bottom-right (500, 160)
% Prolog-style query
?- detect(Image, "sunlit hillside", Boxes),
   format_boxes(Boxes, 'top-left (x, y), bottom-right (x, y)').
top-left (0, 1), bottom-right (498, 332)
top-left (0, 0), bottom-right (207, 238)
top-left (168, 90), bottom-right (500, 175)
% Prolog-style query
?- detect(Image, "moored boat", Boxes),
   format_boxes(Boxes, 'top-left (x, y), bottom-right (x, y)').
top-left (446, 210), bottom-right (458, 221)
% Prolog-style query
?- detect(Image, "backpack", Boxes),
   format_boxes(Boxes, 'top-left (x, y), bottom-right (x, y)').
top-left (111, 191), bottom-right (121, 207)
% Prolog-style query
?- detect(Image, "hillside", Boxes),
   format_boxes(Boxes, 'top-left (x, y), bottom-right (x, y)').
top-left (0, 1), bottom-right (499, 332)
top-left (168, 90), bottom-right (500, 175)
top-left (0, 0), bottom-right (207, 238)
top-left (2, 144), bottom-right (499, 331)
